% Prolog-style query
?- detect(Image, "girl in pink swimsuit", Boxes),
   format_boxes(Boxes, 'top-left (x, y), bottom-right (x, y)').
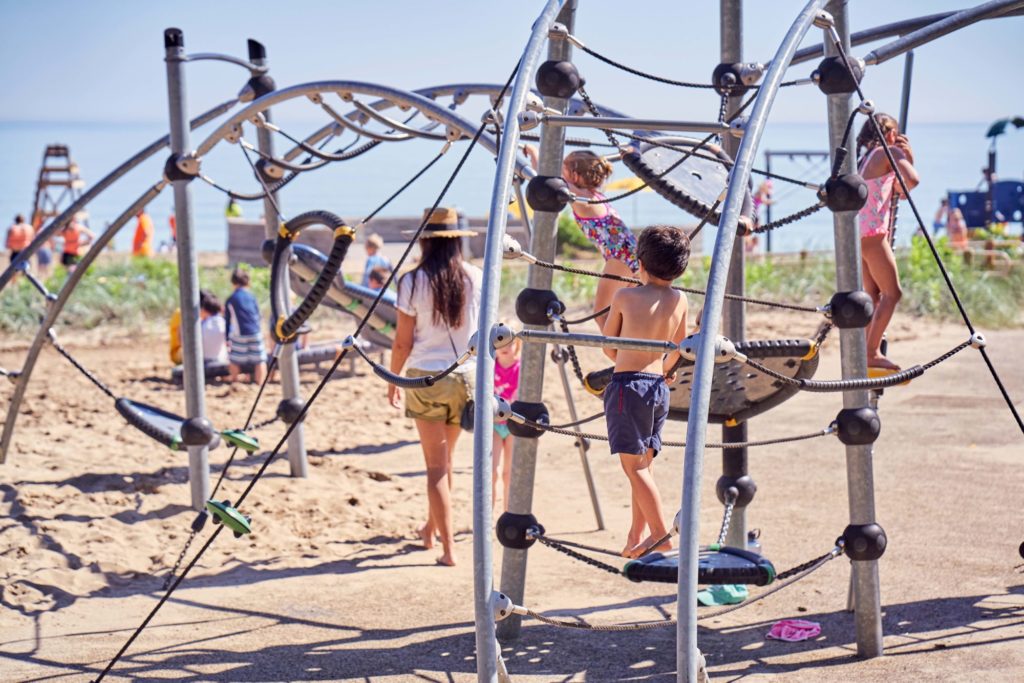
top-left (562, 150), bottom-right (640, 330)
top-left (856, 113), bottom-right (920, 371)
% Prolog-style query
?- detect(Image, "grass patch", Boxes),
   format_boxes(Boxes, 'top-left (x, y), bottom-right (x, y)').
top-left (2, 236), bottom-right (1020, 336)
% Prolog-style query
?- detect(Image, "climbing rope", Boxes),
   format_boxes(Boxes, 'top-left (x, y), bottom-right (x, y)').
top-left (741, 339), bottom-right (973, 393)
top-left (557, 319), bottom-right (586, 386)
top-left (826, 33), bottom-right (1023, 436)
top-left (528, 257), bottom-right (822, 314)
top-left (94, 60), bottom-right (522, 682)
top-left (47, 332), bottom-right (117, 401)
top-left (518, 415), bottom-right (836, 450)
top-left (716, 490), bottom-right (738, 546)
top-left (752, 201), bottom-right (825, 234)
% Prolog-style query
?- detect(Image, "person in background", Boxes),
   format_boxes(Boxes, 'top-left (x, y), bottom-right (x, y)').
top-left (747, 179), bottom-right (773, 254)
top-left (225, 198), bottom-right (243, 218)
top-left (132, 209), bottom-right (154, 258)
top-left (367, 265), bottom-right (390, 291)
top-left (199, 290), bottom-right (228, 367)
top-left (32, 215), bottom-right (54, 279)
top-left (225, 267), bottom-right (267, 384)
top-left (61, 213), bottom-right (94, 273)
top-left (933, 197), bottom-right (949, 234)
top-left (6, 214), bottom-right (34, 267)
top-left (361, 233), bottom-right (392, 287)
top-left (388, 207), bottom-right (481, 567)
top-left (947, 207), bottom-right (969, 250)
top-left (856, 112), bottom-right (920, 372)
top-left (492, 334), bottom-right (521, 512)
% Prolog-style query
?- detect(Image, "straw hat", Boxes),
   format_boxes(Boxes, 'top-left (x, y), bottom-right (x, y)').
top-left (402, 207), bottom-right (477, 238)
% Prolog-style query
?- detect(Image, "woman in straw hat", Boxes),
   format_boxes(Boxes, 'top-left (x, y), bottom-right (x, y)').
top-left (388, 207), bottom-right (481, 566)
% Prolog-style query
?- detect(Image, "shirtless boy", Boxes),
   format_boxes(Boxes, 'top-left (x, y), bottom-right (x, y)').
top-left (602, 225), bottom-right (690, 558)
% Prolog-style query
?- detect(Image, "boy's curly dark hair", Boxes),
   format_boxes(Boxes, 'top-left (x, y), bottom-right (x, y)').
top-left (637, 225), bottom-right (690, 282)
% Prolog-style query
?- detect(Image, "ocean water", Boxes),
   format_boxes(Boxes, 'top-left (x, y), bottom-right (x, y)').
top-left (1, 118), bottom-right (1021, 256)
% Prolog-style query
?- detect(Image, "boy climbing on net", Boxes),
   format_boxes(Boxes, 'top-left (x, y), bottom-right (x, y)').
top-left (602, 225), bottom-right (690, 558)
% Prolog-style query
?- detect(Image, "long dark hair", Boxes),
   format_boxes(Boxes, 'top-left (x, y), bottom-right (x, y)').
top-left (404, 237), bottom-right (468, 328)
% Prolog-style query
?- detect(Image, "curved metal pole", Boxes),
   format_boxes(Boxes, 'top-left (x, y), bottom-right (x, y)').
top-left (0, 98), bottom-right (237, 294)
top-left (675, 2), bottom-right (823, 680)
top-left (0, 183), bottom-right (167, 464)
top-left (321, 101), bottom-right (415, 142)
top-left (863, 0), bottom-right (1024, 65)
top-left (790, 6), bottom-right (1024, 65)
top-left (472, 4), bottom-right (565, 680)
top-left (193, 82), bottom-right (528, 172)
top-left (351, 100), bottom-right (449, 141)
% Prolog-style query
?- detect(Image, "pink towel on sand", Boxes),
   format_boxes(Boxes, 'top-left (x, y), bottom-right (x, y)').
top-left (767, 619), bottom-right (821, 642)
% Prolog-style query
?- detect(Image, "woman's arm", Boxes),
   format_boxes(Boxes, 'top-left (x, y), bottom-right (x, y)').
top-left (388, 310), bottom-right (415, 408)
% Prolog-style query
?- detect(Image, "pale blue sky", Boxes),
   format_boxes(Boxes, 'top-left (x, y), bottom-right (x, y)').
top-left (1, 1), bottom-right (1021, 124)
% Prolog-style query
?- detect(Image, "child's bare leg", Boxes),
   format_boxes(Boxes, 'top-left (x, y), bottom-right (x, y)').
top-left (253, 361), bottom-right (267, 385)
top-left (861, 235), bottom-right (902, 370)
top-left (622, 489), bottom-right (646, 557)
top-left (227, 362), bottom-right (239, 383)
top-left (491, 431), bottom-right (503, 509)
top-left (619, 450), bottom-right (670, 558)
top-left (501, 436), bottom-right (514, 512)
top-left (594, 259), bottom-right (634, 331)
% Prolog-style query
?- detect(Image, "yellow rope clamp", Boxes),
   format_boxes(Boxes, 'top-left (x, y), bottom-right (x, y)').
top-left (334, 224), bottom-right (355, 240)
top-left (801, 342), bottom-right (819, 362)
top-left (275, 315), bottom-right (297, 342)
top-left (277, 222), bottom-right (296, 240)
top-left (724, 417), bottom-right (739, 427)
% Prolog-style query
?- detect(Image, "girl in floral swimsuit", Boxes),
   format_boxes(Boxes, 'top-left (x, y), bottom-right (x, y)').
top-left (562, 150), bottom-right (639, 330)
top-left (856, 113), bottom-right (920, 371)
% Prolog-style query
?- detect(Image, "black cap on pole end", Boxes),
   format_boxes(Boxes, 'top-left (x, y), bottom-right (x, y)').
top-left (164, 28), bottom-right (184, 49)
top-left (247, 39), bottom-right (266, 61)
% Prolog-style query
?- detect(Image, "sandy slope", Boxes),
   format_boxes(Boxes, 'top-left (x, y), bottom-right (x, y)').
top-left (0, 309), bottom-right (1022, 682)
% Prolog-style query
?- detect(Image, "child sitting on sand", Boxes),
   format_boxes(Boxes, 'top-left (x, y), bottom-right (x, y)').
top-left (602, 225), bottom-right (690, 558)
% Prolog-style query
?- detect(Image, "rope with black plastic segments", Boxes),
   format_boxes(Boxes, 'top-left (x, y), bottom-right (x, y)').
top-left (524, 533), bottom-right (844, 630)
top-left (571, 35), bottom-right (808, 92)
top-left (46, 331), bottom-right (117, 401)
top-left (557, 318), bottom-right (587, 385)
top-left (742, 338), bottom-right (973, 393)
top-left (519, 415), bottom-right (836, 449)
top-left (825, 31), bottom-right (1023, 436)
top-left (162, 351), bottom-right (281, 590)
top-left (92, 60), bottom-right (522, 683)
top-left (528, 257), bottom-right (822, 314)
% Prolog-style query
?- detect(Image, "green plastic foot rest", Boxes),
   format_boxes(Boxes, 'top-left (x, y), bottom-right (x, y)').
top-left (222, 429), bottom-right (259, 453)
top-left (206, 499), bottom-right (252, 537)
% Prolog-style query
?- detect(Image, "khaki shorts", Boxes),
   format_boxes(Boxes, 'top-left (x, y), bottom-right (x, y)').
top-left (404, 368), bottom-right (473, 425)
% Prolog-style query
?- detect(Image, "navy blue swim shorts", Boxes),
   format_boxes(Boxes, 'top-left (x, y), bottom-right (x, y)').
top-left (603, 371), bottom-right (669, 457)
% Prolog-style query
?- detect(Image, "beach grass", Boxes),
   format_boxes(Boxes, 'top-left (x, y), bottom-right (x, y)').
top-left (1, 236), bottom-right (1020, 336)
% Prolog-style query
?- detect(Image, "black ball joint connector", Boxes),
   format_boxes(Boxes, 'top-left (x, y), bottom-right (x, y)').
top-left (841, 523), bottom-right (887, 561)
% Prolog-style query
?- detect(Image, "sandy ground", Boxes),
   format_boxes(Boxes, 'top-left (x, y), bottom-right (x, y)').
top-left (0, 305), bottom-right (1022, 682)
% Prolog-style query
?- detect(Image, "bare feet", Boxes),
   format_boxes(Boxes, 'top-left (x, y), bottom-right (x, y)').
top-left (867, 355), bottom-right (901, 372)
top-left (436, 551), bottom-right (456, 567)
top-left (625, 535), bottom-right (673, 559)
top-left (418, 524), bottom-right (435, 549)
top-left (621, 534), bottom-right (642, 558)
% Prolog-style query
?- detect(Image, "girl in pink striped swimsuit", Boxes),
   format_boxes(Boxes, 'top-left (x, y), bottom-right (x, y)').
top-left (856, 113), bottom-right (920, 371)
top-left (563, 151), bottom-right (640, 330)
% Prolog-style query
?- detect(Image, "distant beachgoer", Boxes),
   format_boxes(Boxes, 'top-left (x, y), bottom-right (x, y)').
top-left (933, 197), bottom-right (949, 233)
top-left (225, 267), bottom-right (267, 383)
top-left (856, 113), bottom-right (920, 372)
top-left (746, 179), bottom-right (772, 254)
top-left (367, 265), bottom-right (390, 291)
top-left (948, 207), bottom-right (969, 250)
top-left (388, 207), bottom-right (481, 567)
top-left (169, 308), bottom-right (183, 365)
top-left (225, 198), bottom-right (243, 218)
top-left (361, 233), bottom-right (392, 287)
top-left (61, 214), bottom-right (94, 273)
top-left (6, 214), bottom-right (34, 266)
top-left (199, 291), bottom-right (228, 366)
top-left (132, 209), bottom-right (154, 257)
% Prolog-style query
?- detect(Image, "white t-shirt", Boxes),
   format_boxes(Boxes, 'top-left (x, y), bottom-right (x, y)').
top-left (201, 315), bottom-right (228, 364)
top-left (396, 261), bottom-right (482, 373)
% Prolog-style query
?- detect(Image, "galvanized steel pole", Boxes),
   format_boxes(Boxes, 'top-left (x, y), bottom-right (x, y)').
top-left (474, 1), bottom-right (568, 677)
top-left (676, 3), bottom-right (823, 679)
top-left (249, 39), bottom-right (308, 478)
top-left (164, 28), bottom-right (210, 511)
top-left (496, 0), bottom-right (575, 644)
top-left (823, 0), bottom-right (884, 658)
top-left (719, 0), bottom-right (750, 553)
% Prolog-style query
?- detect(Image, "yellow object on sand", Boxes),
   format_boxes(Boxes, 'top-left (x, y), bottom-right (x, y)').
top-left (169, 308), bottom-right (182, 365)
